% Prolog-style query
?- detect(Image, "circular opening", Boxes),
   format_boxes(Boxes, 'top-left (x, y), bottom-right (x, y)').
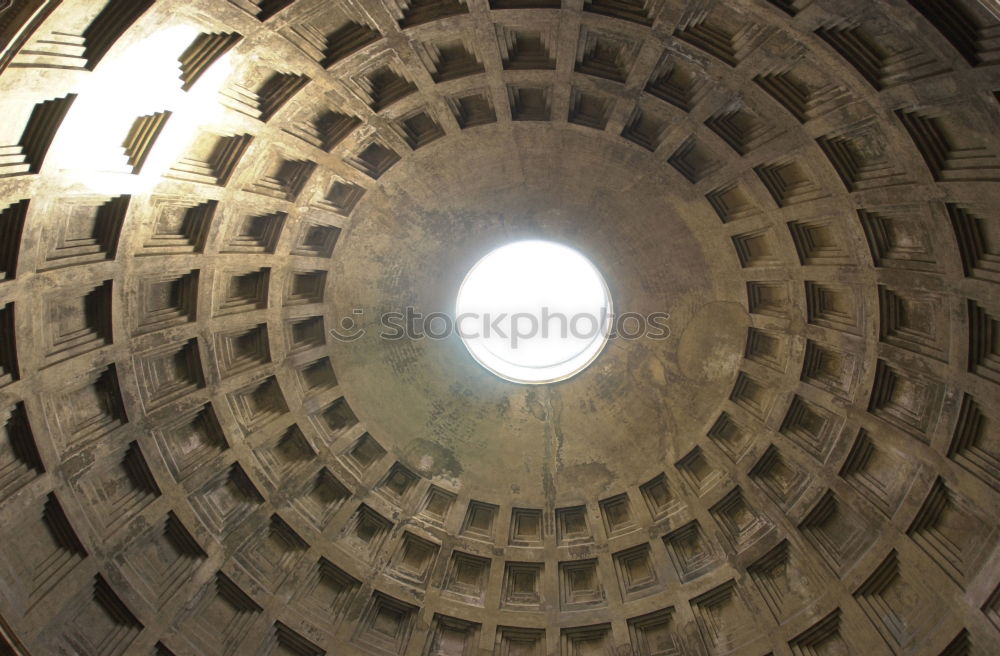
top-left (455, 240), bottom-right (613, 384)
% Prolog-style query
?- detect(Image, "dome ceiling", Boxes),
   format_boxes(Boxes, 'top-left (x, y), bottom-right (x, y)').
top-left (0, 0), bottom-right (998, 654)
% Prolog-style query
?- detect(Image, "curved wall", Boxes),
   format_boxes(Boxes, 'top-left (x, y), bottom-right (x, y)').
top-left (0, 0), bottom-right (998, 654)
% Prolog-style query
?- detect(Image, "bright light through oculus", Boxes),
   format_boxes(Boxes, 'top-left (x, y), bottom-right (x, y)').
top-left (456, 240), bottom-right (612, 384)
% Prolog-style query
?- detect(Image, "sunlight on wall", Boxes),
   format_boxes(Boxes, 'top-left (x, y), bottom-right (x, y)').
top-left (49, 24), bottom-right (233, 195)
